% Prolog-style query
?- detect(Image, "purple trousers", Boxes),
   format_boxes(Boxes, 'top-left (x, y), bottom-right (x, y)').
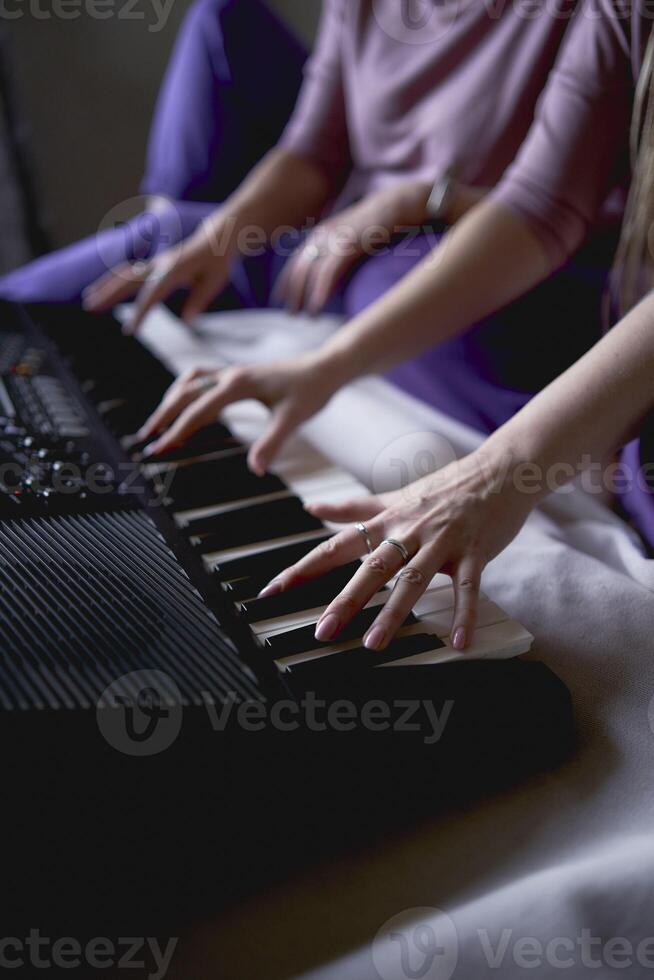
top-left (2, 0), bottom-right (651, 548)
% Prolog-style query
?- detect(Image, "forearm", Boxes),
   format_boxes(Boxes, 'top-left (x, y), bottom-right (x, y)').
top-left (225, 148), bottom-right (333, 241)
top-left (483, 294), bottom-right (654, 499)
top-left (323, 200), bottom-right (552, 382)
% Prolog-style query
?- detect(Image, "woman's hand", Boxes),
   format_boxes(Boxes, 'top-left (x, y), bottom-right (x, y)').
top-left (275, 182), bottom-right (433, 315)
top-left (136, 349), bottom-right (344, 475)
top-left (275, 180), bottom-right (488, 316)
top-left (82, 208), bottom-right (240, 334)
top-left (260, 449), bottom-right (534, 649)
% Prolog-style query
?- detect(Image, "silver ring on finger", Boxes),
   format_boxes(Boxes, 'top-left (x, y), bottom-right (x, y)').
top-left (355, 521), bottom-right (374, 555)
top-left (382, 537), bottom-right (411, 565)
top-left (304, 243), bottom-right (326, 263)
top-left (196, 375), bottom-right (217, 393)
top-left (131, 259), bottom-right (152, 279)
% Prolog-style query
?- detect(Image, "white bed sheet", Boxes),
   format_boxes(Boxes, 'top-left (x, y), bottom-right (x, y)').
top-left (132, 306), bottom-right (654, 980)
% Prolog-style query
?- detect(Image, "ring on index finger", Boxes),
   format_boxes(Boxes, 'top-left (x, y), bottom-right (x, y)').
top-left (195, 375), bottom-right (217, 393)
top-left (304, 243), bottom-right (326, 263)
top-left (355, 522), bottom-right (374, 555)
top-left (131, 260), bottom-right (152, 279)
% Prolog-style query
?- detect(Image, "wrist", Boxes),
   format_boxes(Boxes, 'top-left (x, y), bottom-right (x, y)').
top-left (391, 181), bottom-right (432, 227)
top-left (312, 339), bottom-right (363, 391)
top-left (478, 429), bottom-right (560, 505)
top-left (198, 205), bottom-right (248, 260)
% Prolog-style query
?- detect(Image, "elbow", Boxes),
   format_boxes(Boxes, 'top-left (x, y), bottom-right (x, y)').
top-left (531, 217), bottom-right (587, 274)
top-left (491, 186), bottom-right (589, 274)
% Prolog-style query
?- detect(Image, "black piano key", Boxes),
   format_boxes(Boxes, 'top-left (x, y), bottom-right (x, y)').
top-left (238, 563), bottom-right (362, 622)
top-left (99, 398), bottom-right (159, 438)
top-left (220, 577), bottom-right (261, 602)
top-left (213, 532), bottom-right (332, 585)
top-left (280, 632), bottom-right (445, 683)
top-left (263, 605), bottom-right (418, 658)
top-left (128, 424), bottom-right (239, 462)
top-left (189, 496), bottom-right (323, 553)
top-left (153, 455), bottom-right (285, 510)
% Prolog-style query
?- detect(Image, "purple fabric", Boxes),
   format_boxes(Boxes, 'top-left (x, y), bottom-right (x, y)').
top-left (489, 0), bottom-right (654, 551)
top-left (492, 0), bottom-right (641, 268)
top-left (141, 0), bottom-right (306, 203)
top-left (0, 201), bottom-right (212, 305)
top-left (3, 0), bottom-right (653, 550)
top-left (280, 0), bottom-right (584, 204)
top-left (0, 198), bottom-right (310, 313)
top-left (0, 0), bottom-right (306, 307)
top-left (620, 440), bottom-right (654, 552)
top-left (344, 233), bottom-right (611, 433)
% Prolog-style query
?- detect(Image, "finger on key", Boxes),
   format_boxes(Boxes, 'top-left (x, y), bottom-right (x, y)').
top-left (314, 538), bottom-right (410, 643)
top-left (363, 549), bottom-right (436, 651)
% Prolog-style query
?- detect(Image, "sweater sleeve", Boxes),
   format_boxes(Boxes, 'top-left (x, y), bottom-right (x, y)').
top-left (278, 0), bottom-right (351, 188)
top-left (491, 0), bottom-right (633, 268)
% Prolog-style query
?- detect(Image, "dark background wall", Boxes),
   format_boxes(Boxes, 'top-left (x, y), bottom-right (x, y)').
top-left (5, 0), bottom-right (319, 256)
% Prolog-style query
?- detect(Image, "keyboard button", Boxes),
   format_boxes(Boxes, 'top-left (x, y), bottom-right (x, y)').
top-left (155, 455), bottom-right (285, 510)
top-left (263, 605), bottom-right (418, 658)
top-left (127, 424), bottom-right (238, 461)
top-left (213, 533), bottom-right (332, 586)
top-left (238, 563), bottom-right (362, 622)
top-left (279, 632), bottom-right (444, 681)
top-left (189, 496), bottom-right (323, 553)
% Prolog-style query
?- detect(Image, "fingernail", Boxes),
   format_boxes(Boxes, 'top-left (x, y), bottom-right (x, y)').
top-left (364, 625), bottom-right (386, 651)
top-left (315, 613), bottom-right (340, 642)
top-left (258, 579), bottom-right (283, 599)
top-left (452, 627), bottom-right (467, 651)
top-left (142, 443), bottom-right (158, 458)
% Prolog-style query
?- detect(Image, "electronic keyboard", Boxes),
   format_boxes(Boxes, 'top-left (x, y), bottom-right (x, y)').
top-left (0, 300), bottom-right (573, 926)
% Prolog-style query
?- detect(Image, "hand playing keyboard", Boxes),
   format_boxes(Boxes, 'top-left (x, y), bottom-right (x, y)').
top-left (136, 352), bottom-right (339, 476)
top-left (258, 450), bottom-right (534, 652)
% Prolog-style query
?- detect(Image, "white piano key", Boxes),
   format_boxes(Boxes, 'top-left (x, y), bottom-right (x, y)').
top-left (416, 599), bottom-right (510, 638)
top-left (201, 528), bottom-right (330, 569)
top-left (133, 306), bottom-right (534, 667)
top-left (252, 583), bottom-right (391, 638)
top-left (268, 595), bottom-right (504, 669)
top-left (383, 618), bottom-right (534, 667)
top-left (174, 489), bottom-right (292, 528)
top-left (254, 583), bottom-right (458, 655)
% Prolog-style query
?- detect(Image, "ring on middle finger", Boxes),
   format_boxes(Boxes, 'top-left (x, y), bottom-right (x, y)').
top-left (381, 537), bottom-right (411, 565)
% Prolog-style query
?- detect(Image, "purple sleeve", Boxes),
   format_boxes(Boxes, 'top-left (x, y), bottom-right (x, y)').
top-left (491, 0), bottom-right (632, 268)
top-left (278, 0), bottom-right (351, 186)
